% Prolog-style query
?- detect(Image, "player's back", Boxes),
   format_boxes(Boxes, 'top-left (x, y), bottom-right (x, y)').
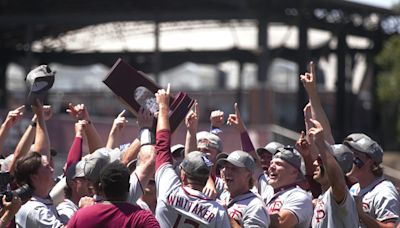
top-left (156, 185), bottom-right (230, 228)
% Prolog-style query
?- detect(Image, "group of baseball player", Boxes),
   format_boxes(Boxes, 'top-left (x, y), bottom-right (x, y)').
top-left (0, 61), bottom-right (399, 228)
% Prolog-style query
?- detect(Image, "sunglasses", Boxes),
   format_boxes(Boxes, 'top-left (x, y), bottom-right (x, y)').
top-left (274, 146), bottom-right (295, 155)
top-left (353, 157), bottom-right (364, 168)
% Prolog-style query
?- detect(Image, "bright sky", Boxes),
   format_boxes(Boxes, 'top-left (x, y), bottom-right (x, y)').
top-left (348, 0), bottom-right (398, 8)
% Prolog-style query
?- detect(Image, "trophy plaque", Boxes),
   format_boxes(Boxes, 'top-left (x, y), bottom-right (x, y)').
top-left (103, 58), bottom-right (195, 132)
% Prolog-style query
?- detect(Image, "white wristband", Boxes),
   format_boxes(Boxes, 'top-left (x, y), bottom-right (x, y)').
top-left (139, 128), bottom-right (155, 146)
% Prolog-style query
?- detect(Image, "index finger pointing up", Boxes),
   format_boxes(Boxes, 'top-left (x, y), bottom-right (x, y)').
top-left (309, 61), bottom-right (315, 77)
top-left (118, 109), bottom-right (126, 117)
top-left (166, 83), bottom-right (170, 95)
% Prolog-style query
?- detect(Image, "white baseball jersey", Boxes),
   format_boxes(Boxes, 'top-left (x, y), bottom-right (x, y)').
top-left (312, 187), bottom-right (359, 227)
top-left (265, 186), bottom-right (313, 228)
top-left (16, 196), bottom-right (63, 228)
top-left (219, 190), bottom-right (270, 227)
top-left (127, 172), bottom-right (144, 204)
top-left (156, 163), bottom-right (230, 228)
top-left (257, 173), bottom-right (274, 202)
top-left (215, 176), bottom-right (225, 198)
top-left (56, 198), bottom-right (78, 224)
top-left (350, 176), bottom-right (400, 227)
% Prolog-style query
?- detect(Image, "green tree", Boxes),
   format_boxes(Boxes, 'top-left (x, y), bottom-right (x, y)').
top-left (376, 35), bottom-right (400, 147)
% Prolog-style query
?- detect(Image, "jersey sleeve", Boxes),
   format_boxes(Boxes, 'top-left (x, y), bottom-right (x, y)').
top-left (56, 202), bottom-right (77, 224)
top-left (240, 131), bottom-right (255, 153)
top-left (281, 190), bottom-right (313, 226)
top-left (155, 129), bottom-right (173, 171)
top-left (29, 204), bottom-right (64, 228)
top-left (65, 136), bottom-right (83, 173)
top-left (373, 185), bottom-right (400, 222)
top-left (243, 200), bottom-right (270, 228)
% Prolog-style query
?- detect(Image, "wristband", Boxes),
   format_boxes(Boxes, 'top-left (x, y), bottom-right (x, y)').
top-left (210, 126), bottom-right (222, 135)
top-left (30, 121), bottom-right (37, 127)
top-left (139, 128), bottom-right (155, 146)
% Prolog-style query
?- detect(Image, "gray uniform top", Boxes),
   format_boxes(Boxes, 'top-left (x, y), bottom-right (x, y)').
top-left (16, 195), bottom-right (63, 228)
top-left (155, 163), bottom-right (230, 228)
top-left (219, 190), bottom-right (270, 228)
top-left (264, 186), bottom-right (313, 228)
top-left (350, 176), bottom-right (400, 227)
top-left (127, 172), bottom-right (144, 204)
top-left (56, 198), bottom-right (78, 224)
top-left (215, 176), bottom-right (225, 199)
top-left (312, 187), bottom-right (359, 228)
top-left (257, 173), bottom-right (274, 202)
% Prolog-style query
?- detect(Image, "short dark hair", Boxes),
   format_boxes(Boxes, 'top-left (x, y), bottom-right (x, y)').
top-left (99, 162), bottom-right (130, 200)
top-left (182, 169), bottom-right (208, 187)
top-left (14, 152), bottom-right (42, 188)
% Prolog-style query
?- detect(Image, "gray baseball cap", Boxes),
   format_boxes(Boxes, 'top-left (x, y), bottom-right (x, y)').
top-left (25, 65), bottom-right (55, 104)
top-left (217, 150), bottom-right (256, 173)
top-left (256, 142), bottom-right (284, 156)
top-left (75, 148), bottom-right (115, 183)
top-left (180, 151), bottom-right (213, 179)
top-left (343, 133), bottom-right (383, 164)
top-left (331, 144), bottom-right (354, 174)
top-left (197, 131), bottom-right (223, 152)
top-left (273, 147), bottom-right (302, 171)
top-left (66, 162), bottom-right (86, 183)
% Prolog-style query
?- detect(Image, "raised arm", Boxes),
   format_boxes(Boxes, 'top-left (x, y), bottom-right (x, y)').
top-left (67, 103), bottom-right (103, 153)
top-left (295, 131), bottom-right (322, 198)
top-left (65, 120), bottom-right (87, 172)
top-left (226, 103), bottom-right (265, 179)
top-left (9, 115), bottom-right (36, 175)
top-left (184, 101), bottom-right (199, 158)
top-left (134, 107), bottom-right (156, 187)
top-left (31, 101), bottom-right (51, 158)
top-left (155, 84), bottom-right (173, 171)
top-left (0, 106), bottom-right (24, 156)
top-left (121, 107), bottom-right (153, 166)
top-left (227, 103), bottom-right (257, 159)
top-left (300, 61), bottom-right (334, 144)
top-left (209, 109), bottom-right (224, 134)
top-left (106, 110), bottom-right (128, 149)
top-left (309, 119), bottom-right (346, 203)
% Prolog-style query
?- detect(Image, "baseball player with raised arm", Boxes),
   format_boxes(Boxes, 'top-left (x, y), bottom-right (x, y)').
top-left (345, 133), bottom-right (400, 228)
top-left (217, 150), bottom-right (270, 228)
top-left (265, 146), bottom-right (313, 228)
top-left (309, 119), bottom-right (359, 228)
top-left (154, 85), bottom-right (230, 228)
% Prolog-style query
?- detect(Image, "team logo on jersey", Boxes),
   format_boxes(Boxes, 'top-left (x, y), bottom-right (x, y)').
top-left (314, 200), bottom-right (326, 223)
top-left (268, 200), bottom-right (283, 213)
top-left (315, 209), bottom-right (326, 223)
top-left (229, 207), bottom-right (244, 221)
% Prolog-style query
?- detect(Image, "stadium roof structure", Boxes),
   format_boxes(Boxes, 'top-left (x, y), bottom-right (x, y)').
top-left (1, 0), bottom-right (399, 139)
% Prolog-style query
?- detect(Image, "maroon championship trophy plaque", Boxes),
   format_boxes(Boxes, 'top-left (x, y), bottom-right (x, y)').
top-left (103, 58), bottom-right (195, 132)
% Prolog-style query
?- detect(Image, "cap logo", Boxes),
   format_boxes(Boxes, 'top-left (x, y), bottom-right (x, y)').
top-left (201, 155), bottom-right (213, 167)
top-left (358, 138), bottom-right (368, 145)
top-left (230, 153), bottom-right (241, 161)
